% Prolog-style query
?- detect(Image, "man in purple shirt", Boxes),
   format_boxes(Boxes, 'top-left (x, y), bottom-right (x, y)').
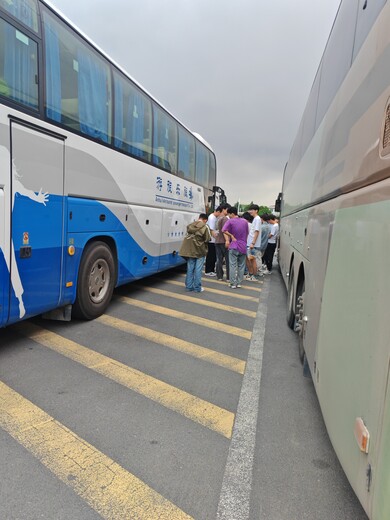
top-left (222, 207), bottom-right (249, 289)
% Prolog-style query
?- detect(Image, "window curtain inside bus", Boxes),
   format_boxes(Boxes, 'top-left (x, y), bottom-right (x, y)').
top-left (114, 78), bottom-right (124, 149)
top-left (77, 48), bottom-right (109, 143)
top-left (44, 20), bottom-right (62, 122)
top-left (3, 0), bottom-right (38, 32)
top-left (153, 110), bottom-right (170, 170)
top-left (4, 24), bottom-right (38, 108)
top-left (127, 89), bottom-right (145, 158)
top-left (178, 129), bottom-right (191, 179)
top-left (196, 145), bottom-right (209, 187)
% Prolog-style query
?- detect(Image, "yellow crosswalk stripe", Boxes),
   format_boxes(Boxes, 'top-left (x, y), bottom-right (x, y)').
top-left (117, 296), bottom-right (252, 340)
top-left (97, 315), bottom-right (246, 375)
top-left (17, 323), bottom-right (235, 439)
top-left (175, 274), bottom-right (263, 292)
top-left (139, 285), bottom-right (257, 318)
top-left (0, 381), bottom-right (192, 519)
top-left (162, 279), bottom-right (260, 301)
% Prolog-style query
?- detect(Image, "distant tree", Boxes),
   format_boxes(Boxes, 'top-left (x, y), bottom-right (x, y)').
top-left (232, 203), bottom-right (272, 214)
top-left (258, 205), bottom-right (271, 215)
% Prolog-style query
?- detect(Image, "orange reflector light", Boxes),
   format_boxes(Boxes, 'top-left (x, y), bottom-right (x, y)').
top-left (68, 245), bottom-right (75, 256)
top-left (66, 282), bottom-right (73, 288)
top-left (354, 418), bottom-right (370, 454)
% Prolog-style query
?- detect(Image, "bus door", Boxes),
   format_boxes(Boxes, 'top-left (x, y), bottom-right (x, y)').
top-left (0, 185), bottom-right (7, 327)
top-left (8, 121), bottom-right (65, 323)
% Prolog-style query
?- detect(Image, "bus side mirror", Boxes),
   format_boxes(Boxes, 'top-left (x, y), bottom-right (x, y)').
top-left (275, 193), bottom-right (282, 213)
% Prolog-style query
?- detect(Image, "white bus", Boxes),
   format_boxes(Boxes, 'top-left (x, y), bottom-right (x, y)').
top-left (0, 0), bottom-right (220, 327)
top-left (279, 0), bottom-right (390, 518)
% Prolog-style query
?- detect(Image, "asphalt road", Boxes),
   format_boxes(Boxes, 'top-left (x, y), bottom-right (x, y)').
top-left (0, 268), bottom-right (368, 519)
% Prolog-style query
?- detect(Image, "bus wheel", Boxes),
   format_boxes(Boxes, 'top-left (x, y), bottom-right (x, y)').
top-left (286, 265), bottom-right (295, 329)
top-left (295, 283), bottom-right (306, 363)
top-left (73, 241), bottom-right (116, 320)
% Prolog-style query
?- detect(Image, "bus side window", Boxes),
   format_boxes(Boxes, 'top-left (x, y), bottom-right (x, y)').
top-left (0, 0), bottom-right (39, 33)
top-left (152, 105), bottom-right (178, 174)
top-left (195, 142), bottom-right (210, 188)
top-left (178, 126), bottom-right (195, 181)
top-left (353, 0), bottom-right (387, 60)
top-left (316, 0), bottom-right (358, 128)
top-left (0, 17), bottom-right (38, 110)
top-left (42, 8), bottom-right (112, 144)
top-left (113, 71), bottom-right (152, 162)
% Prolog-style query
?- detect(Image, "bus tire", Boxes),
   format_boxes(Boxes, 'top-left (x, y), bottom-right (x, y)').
top-left (295, 282), bottom-right (306, 363)
top-left (73, 241), bottom-right (116, 320)
top-left (286, 265), bottom-right (295, 329)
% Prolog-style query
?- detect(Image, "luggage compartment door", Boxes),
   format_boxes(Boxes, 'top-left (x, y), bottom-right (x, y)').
top-left (0, 186), bottom-right (8, 326)
top-left (8, 122), bottom-right (65, 323)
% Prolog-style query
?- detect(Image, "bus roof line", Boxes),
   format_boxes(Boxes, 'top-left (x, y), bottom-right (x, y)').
top-left (40, 0), bottom-right (214, 153)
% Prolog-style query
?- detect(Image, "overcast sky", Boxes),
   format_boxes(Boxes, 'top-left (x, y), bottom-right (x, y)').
top-left (51, 0), bottom-right (341, 206)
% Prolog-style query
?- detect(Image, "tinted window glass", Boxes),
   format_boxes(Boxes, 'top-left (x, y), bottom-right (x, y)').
top-left (0, 0), bottom-right (38, 32)
top-left (301, 66), bottom-right (321, 153)
top-left (353, 0), bottom-right (386, 60)
top-left (195, 143), bottom-right (209, 187)
top-left (209, 151), bottom-right (216, 189)
top-left (114, 71), bottom-right (152, 161)
top-left (178, 126), bottom-right (195, 181)
top-left (43, 9), bottom-right (112, 144)
top-left (316, 0), bottom-right (358, 127)
top-left (0, 18), bottom-right (38, 109)
top-left (152, 105), bottom-right (177, 173)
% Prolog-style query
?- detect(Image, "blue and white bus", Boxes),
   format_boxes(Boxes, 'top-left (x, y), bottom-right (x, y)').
top-left (0, 0), bottom-right (219, 326)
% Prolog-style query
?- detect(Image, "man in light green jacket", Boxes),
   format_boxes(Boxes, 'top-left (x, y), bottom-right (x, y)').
top-left (179, 213), bottom-right (211, 293)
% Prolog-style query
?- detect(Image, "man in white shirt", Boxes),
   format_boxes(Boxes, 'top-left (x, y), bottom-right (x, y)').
top-left (263, 215), bottom-right (279, 273)
top-left (245, 204), bottom-right (263, 281)
top-left (205, 206), bottom-right (221, 276)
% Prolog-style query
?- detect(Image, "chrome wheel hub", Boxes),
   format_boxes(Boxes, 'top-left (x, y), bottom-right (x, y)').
top-left (88, 259), bottom-right (110, 304)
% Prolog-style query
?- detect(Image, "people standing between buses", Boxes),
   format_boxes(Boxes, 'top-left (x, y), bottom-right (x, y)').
top-left (246, 204), bottom-right (263, 281)
top-left (263, 214), bottom-right (279, 274)
top-left (222, 207), bottom-right (249, 289)
top-left (205, 206), bottom-right (221, 276)
top-left (215, 203), bottom-right (231, 281)
top-left (179, 213), bottom-right (211, 293)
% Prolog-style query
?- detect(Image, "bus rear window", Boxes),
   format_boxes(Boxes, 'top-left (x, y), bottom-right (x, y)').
top-left (178, 126), bottom-right (195, 181)
top-left (0, 0), bottom-right (39, 33)
top-left (196, 143), bottom-right (210, 188)
top-left (0, 18), bottom-right (38, 109)
top-left (209, 151), bottom-right (216, 189)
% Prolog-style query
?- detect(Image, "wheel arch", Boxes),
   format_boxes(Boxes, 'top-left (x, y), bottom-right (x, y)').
top-left (297, 261), bottom-right (305, 292)
top-left (288, 253), bottom-right (295, 276)
top-left (81, 235), bottom-right (119, 286)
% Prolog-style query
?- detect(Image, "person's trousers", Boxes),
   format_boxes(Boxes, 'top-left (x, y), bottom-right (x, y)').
top-left (185, 257), bottom-right (205, 292)
top-left (215, 243), bottom-right (229, 280)
top-left (264, 243), bottom-right (277, 271)
top-left (205, 243), bottom-right (216, 273)
top-left (229, 249), bottom-right (246, 286)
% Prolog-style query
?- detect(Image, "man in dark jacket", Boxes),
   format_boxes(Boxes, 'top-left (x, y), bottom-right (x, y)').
top-left (179, 214), bottom-right (211, 293)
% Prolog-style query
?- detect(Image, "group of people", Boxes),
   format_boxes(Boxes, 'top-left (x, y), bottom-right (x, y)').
top-left (179, 203), bottom-right (279, 292)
